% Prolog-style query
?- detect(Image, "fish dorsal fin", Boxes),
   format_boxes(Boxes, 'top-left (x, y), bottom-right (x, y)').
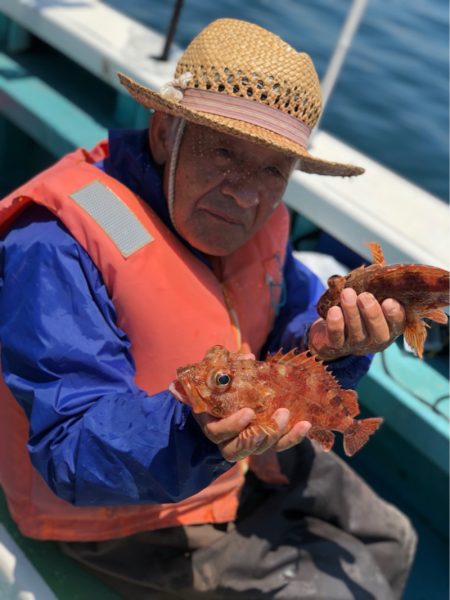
top-left (367, 242), bottom-right (386, 266)
top-left (268, 349), bottom-right (315, 367)
top-left (266, 349), bottom-right (286, 363)
top-left (269, 350), bottom-right (337, 380)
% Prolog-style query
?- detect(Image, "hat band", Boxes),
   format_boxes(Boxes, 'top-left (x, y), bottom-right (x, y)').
top-left (180, 88), bottom-right (311, 149)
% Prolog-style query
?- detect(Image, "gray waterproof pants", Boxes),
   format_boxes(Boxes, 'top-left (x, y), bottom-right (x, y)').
top-left (60, 442), bottom-right (417, 599)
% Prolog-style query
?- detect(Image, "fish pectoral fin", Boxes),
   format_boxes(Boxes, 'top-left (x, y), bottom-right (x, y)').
top-left (308, 428), bottom-right (335, 452)
top-left (343, 417), bottom-right (383, 457)
top-left (403, 316), bottom-right (428, 359)
top-left (421, 308), bottom-right (449, 324)
top-left (241, 423), bottom-right (277, 441)
top-left (240, 425), bottom-right (260, 440)
top-left (367, 241), bottom-right (386, 266)
top-left (259, 424), bottom-right (278, 436)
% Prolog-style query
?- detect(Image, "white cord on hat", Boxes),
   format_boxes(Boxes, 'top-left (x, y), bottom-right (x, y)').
top-left (167, 118), bottom-right (186, 223)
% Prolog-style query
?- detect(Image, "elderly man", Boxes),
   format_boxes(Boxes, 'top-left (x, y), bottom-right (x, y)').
top-left (0, 18), bottom-right (415, 600)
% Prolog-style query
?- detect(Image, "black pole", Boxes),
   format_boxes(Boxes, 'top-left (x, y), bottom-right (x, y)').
top-left (157, 0), bottom-right (185, 61)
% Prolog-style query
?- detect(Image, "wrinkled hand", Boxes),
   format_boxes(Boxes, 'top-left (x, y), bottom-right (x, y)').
top-left (193, 408), bottom-right (311, 463)
top-left (308, 288), bottom-right (405, 361)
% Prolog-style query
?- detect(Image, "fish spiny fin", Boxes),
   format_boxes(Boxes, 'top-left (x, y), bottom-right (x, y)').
top-left (266, 349), bottom-right (285, 363)
top-left (404, 317), bottom-right (428, 359)
top-left (288, 353), bottom-right (339, 380)
top-left (281, 354), bottom-right (352, 397)
top-left (367, 242), bottom-right (385, 266)
top-left (266, 348), bottom-right (307, 364)
top-left (308, 428), bottom-right (335, 452)
top-left (343, 417), bottom-right (383, 456)
top-left (269, 350), bottom-right (346, 389)
top-left (271, 350), bottom-right (323, 369)
top-left (421, 308), bottom-right (448, 324)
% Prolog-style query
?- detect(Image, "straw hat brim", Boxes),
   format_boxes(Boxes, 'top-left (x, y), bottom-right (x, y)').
top-left (118, 73), bottom-right (364, 177)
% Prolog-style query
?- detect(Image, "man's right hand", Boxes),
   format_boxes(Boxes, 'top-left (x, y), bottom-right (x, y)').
top-left (170, 352), bottom-right (311, 463)
top-left (193, 408), bottom-right (311, 463)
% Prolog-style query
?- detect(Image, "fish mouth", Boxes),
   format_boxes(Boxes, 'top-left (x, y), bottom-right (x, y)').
top-left (173, 370), bottom-right (193, 398)
top-left (174, 371), bottom-right (209, 413)
top-left (176, 364), bottom-right (194, 377)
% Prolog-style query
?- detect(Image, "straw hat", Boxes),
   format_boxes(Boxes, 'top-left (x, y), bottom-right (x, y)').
top-left (118, 18), bottom-right (364, 177)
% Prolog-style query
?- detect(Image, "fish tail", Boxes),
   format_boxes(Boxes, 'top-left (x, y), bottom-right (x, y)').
top-left (343, 417), bottom-right (383, 457)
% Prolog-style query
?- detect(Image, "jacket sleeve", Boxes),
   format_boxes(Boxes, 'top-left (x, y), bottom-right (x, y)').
top-left (264, 243), bottom-right (372, 389)
top-left (0, 206), bottom-right (231, 507)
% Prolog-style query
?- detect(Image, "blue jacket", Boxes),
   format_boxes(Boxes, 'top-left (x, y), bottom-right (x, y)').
top-left (0, 129), bottom-right (371, 506)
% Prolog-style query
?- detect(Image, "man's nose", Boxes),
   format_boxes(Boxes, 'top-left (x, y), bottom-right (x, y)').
top-left (220, 177), bottom-right (260, 209)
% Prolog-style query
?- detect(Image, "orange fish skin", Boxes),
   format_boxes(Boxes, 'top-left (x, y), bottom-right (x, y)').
top-left (173, 346), bottom-right (383, 456)
top-left (316, 243), bottom-right (450, 358)
top-left (317, 263), bottom-right (450, 318)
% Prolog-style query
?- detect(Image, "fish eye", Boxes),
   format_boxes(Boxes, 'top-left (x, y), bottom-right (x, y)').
top-left (215, 372), bottom-right (231, 386)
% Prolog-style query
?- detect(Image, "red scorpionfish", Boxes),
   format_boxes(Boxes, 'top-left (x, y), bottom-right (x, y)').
top-left (317, 242), bottom-right (450, 358)
top-left (173, 345), bottom-right (382, 457)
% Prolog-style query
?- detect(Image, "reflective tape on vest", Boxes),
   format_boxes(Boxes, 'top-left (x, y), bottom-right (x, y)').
top-left (70, 180), bottom-right (153, 257)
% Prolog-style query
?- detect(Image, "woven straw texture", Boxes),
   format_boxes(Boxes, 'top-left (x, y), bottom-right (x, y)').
top-left (118, 19), bottom-right (364, 177)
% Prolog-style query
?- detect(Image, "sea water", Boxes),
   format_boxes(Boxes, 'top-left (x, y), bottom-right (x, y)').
top-left (105, 0), bottom-right (449, 202)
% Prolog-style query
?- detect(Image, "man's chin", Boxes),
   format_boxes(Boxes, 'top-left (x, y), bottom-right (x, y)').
top-left (186, 232), bottom-right (248, 256)
top-left (192, 240), bottom-right (244, 257)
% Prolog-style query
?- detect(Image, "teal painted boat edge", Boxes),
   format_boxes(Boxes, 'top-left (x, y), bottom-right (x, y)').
top-left (0, 51), bottom-right (107, 158)
top-left (361, 344), bottom-right (449, 474)
top-left (354, 348), bottom-right (449, 538)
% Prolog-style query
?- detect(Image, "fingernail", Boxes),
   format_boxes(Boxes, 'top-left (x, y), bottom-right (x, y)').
top-left (299, 422), bottom-right (312, 436)
top-left (274, 409), bottom-right (289, 430)
top-left (383, 298), bottom-right (399, 316)
top-left (359, 292), bottom-right (375, 308)
top-left (341, 288), bottom-right (356, 303)
top-left (328, 306), bottom-right (342, 321)
top-left (253, 433), bottom-right (266, 445)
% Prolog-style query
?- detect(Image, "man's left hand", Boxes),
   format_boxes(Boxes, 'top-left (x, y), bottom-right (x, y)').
top-left (308, 288), bottom-right (405, 361)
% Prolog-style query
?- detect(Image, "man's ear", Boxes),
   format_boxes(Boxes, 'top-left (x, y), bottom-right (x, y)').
top-left (149, 111), bottom-right (175, 165)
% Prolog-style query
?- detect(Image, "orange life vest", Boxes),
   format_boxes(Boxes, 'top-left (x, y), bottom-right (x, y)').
top-left (0, 142), bottom-right (289, 541)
